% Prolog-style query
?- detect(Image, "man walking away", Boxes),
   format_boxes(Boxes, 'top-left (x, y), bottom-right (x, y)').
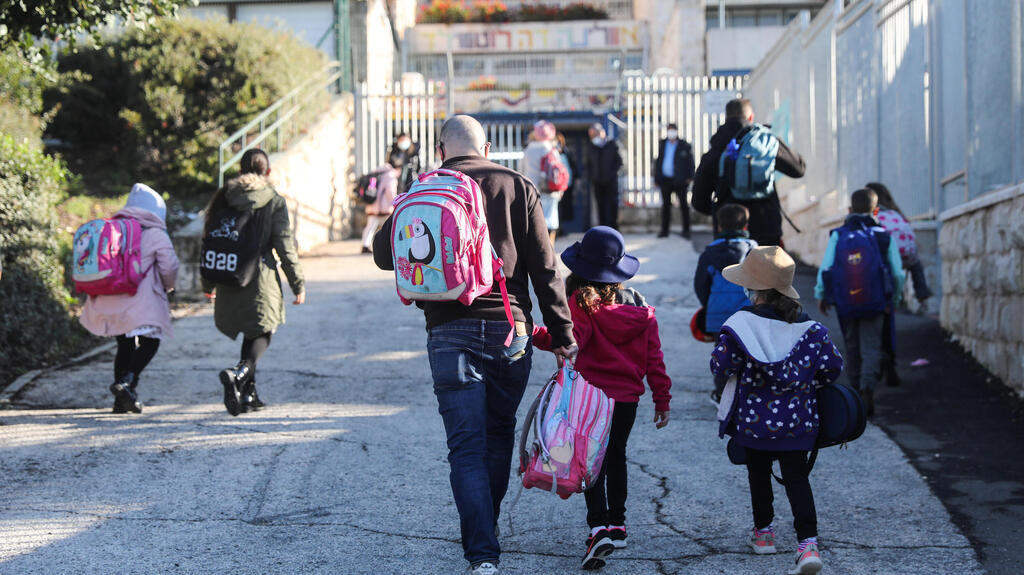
top-left (586, 123), bottom-right (623, 230)
top-left (815, 188), bottom-right (905, 417)
top-left (373, 115), bottom-right (577, 575)
top-left (691, 99), bottom-right (806, 247)
top-left (654, 123), bottom-right (695, 238)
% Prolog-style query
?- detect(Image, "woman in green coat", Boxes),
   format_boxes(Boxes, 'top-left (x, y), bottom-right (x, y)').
top-left (202, 149), bottom-right (305, 416)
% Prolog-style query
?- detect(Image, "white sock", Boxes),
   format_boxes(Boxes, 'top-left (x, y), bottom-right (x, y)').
top-left (590, 526), bottom-right (606, 538)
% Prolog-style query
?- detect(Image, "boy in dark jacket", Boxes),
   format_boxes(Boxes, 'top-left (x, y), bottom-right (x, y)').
top-left (694, 203), bottom-right (757, 403)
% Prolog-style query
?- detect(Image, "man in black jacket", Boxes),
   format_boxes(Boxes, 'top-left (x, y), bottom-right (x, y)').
top-left (373, 115), bottom-right (576, 575)
top-left (654, 123), bottom-right (695, 238)
top-left (586, 123), bottom-right (623, 229)
top-left (691, 99), bottom-right (806, 247)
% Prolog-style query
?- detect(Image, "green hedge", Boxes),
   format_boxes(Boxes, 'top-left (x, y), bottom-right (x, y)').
top-left (47, 16), bottom-right (329, 200)
top-left (0, 133), bottom-right (95, 386)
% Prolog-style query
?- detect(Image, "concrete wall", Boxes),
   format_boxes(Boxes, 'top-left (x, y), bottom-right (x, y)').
top-left (706, 26), bottom-right (788, 73)
top-left (744, 0), bottom-right (1024, 389)
top-left (270, 94), bottom-right (356, 252)
top-left (939, 185), bottom-right (1024, 394)
top-left (174, 94), bottom-right (356, 298)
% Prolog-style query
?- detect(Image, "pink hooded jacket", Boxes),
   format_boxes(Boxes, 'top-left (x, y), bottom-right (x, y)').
top-left (79, 193), bottom-right (180, 338)
top-left (366, 164), bottom-right (398, 216)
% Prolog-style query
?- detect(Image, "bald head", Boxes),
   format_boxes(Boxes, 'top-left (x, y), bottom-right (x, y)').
top-left (439, 115), bottom-right (488, 159)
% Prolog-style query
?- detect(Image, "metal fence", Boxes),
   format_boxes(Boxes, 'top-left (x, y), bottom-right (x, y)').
top-left (354, 80), bottom-right (442, 176)
top-left (744, 0), bottom-right (1024, 225)
top-left (217, 63), bottom-right (343, 188)
top-left (620, 74), bottom-right (746, 206)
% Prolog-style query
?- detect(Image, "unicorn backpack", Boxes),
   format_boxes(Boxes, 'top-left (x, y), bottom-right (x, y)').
top-left (72, 217), bottom-right (146, 296)
top-left (519, 363), bottom-right (614, 499)
top-left (390, 168), bottom-right (515, 344)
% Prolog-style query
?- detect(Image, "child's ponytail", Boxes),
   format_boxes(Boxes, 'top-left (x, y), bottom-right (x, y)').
top-left (566, 273), bottom-right (620, 315)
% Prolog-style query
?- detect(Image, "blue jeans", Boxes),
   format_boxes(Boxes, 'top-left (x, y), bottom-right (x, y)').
top-left (427, 319), bottom-right (533, 566)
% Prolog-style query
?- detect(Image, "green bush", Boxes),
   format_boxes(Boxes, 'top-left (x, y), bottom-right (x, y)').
top-left (47, 16), bottom-right (329, 201)
top-left (0, 47), bottom-right (59, 147)
top-left (0, 133), bottom-right (96, 386)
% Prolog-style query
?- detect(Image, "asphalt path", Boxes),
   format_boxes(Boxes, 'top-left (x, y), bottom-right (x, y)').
top-left (0, 236), bottom-right (981, 574)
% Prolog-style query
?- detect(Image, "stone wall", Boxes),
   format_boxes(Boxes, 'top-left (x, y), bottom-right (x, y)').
top-left (173, 94), bottom-right (356, 298)
top-left (939, 183), bottom-right (1024, 395)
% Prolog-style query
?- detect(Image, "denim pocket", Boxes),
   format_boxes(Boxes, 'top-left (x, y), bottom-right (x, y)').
top-left (428, 336), bottom-right (482, 392)
top-left (502, 334), bottom-right (531, 361)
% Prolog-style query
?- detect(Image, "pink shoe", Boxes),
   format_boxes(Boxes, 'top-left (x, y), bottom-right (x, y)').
top-left (787, 542), bottom-right (823, 574)
top-left (748, 526), bottom-right (777, 555)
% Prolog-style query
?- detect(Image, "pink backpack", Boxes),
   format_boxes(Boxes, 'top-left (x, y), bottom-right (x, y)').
top-left (519, 363), bottom-right (614, 499)
top-left (390, 168), bottom-right (515, 344)
top-left (540, 149), bottom-right (569, 193)
top-left (72, 217), bottom-right (147, 296)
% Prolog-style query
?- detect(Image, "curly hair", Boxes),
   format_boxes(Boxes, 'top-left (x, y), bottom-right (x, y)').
top-left (565, 273), bottom-right (620, 314)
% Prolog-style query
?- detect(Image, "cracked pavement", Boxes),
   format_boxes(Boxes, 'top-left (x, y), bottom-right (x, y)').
top-left (0, 237), bottom-right (982, 574)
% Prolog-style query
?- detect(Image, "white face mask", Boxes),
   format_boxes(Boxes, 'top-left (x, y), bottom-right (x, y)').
top-left (397, 140), bottom-right (411, 151)
top-left (591, 137), bottom-right (604, 146)
top-left (666, 130), bottom-right (678, 140)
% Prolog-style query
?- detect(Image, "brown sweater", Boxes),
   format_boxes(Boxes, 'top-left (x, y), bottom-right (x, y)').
top-left (373, 155), bottom-right (575, 349)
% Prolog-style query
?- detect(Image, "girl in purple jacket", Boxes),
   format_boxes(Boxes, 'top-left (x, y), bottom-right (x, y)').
top-left (710, 246), bottom-right (843, 575)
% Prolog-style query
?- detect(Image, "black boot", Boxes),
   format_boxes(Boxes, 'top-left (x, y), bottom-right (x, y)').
top-left (110, 372), bottom-right (142, 414)
top-left (219, 361), bottom-right (251, 416)
top-left (241, 380), bottom-right (266, 413)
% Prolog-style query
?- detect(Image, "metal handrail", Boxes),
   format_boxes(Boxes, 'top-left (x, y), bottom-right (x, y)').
top-left (217, 62), bottom-right (343, 188)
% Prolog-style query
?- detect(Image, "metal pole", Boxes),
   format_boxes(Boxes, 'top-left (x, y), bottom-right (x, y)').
top-left (335, 0), bottom-right (352, 93)
top-left (446, 48), bottom-right (455, 117)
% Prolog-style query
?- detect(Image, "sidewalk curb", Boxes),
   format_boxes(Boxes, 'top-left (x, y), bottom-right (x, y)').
top-left (0, 302), bottom-right (209, 406)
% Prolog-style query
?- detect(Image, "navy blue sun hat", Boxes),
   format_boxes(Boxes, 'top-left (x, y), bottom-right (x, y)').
top-left (561, 226), bottom-right (640, 283)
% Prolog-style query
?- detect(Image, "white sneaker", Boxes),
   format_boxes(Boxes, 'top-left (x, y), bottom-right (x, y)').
top-left (748, 527), bottom-right (777, 555)
top-left (787, 542), bottom-right (823, 575)
top-left (469, 561), bottom-right (498, 575)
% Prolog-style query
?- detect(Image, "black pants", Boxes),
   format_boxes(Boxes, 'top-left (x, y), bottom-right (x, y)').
top-left (659, 183), bottom-right (690, 235)
top-left (114, 335), bottom-right (160, 384)
top-left (585, 402), bottom-right (638, 528)
top-left (240, 332), bottom-right (272, 375)
top-left (592, 183), bottom-right (619, 230)
top-left (746, 449), bottom-right (818, 541)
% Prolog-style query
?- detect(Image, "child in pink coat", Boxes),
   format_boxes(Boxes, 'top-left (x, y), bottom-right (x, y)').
top-left (533, 226), bottom-right (671, 571)
top-left (79, 184), bottom-right (180, 413)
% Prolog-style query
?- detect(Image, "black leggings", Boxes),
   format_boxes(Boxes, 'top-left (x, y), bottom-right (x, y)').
top-left (746, 449), bottom-right (818, 541)
top-left (585, 402), bottom-right (638, 528)
top-left (114, 335), bottom-right (161, 383)
top-left (240, 332), bottom-right (272, 373)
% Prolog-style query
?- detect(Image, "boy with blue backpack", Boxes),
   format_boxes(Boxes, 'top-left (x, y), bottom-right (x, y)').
top-left (815, 188), bottom-right (905, 416)
top-left (694, 203), bottom-right (757, 404)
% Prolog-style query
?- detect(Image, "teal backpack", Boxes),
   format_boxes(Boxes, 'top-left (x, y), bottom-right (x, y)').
top-left (718, 124), bottom-right (780, 201)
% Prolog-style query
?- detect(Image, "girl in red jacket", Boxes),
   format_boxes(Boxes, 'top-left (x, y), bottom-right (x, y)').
top-left (533, 226), bottom-right (672, 571)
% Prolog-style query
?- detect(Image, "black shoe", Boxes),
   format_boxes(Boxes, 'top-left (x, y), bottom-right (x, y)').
top-left (607, 526), bottom-right (627, 549)
top-left (582, 529), bottom-right (615, 570)
top-left (657, 232), bottom-right (669, 238)
top-left (883, 361), bottom-right (902, 387)
top-left (682, 230), bottom-right (691, 239)
top-left (361, 246), bottom-right (372, 254)
top-left (110, 373), bottom-right (142, 414)
top-left (240, 381), bottom-right (266, 413)
top-left (219, 362), bottom-right (250, 416)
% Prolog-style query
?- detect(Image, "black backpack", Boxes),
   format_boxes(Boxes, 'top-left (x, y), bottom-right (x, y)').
top-left (355, 168), bottom-right (389, 205)
top-left (200, 203), bottom-right (269, 288)
top-left (727, 382), bottom-right (867, 480)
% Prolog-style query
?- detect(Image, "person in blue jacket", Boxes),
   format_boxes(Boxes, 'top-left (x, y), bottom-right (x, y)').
top-left (814, 188), bottom-right (905, 416)
top-left (694, 203), bottom-right (758, 404)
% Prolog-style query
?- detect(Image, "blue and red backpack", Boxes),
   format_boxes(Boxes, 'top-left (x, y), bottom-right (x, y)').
top-left (823, 218), bottom-right (894, 318)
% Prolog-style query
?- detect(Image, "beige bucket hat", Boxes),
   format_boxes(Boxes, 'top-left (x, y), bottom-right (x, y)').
top-left (722, 246), bottom-right (801, 300)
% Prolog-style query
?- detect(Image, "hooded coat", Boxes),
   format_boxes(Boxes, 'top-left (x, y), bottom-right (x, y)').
top-left (711, 306), bottom-right (844, 451)
top-left (201, 174), bottom-right (305, 339)
top-left (79, 192), bottom-right (180, 338)
top-left (533, 287), bottom-right (672, 411)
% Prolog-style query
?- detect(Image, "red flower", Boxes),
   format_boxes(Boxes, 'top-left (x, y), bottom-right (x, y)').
top-left (397, 257), bottom-right (413, 280)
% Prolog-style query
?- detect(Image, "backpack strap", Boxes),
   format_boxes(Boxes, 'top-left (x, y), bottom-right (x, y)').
top-left (770, 448), bottom-right (818, 486)
top-left (491, 246), bottom-right (516, 347)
